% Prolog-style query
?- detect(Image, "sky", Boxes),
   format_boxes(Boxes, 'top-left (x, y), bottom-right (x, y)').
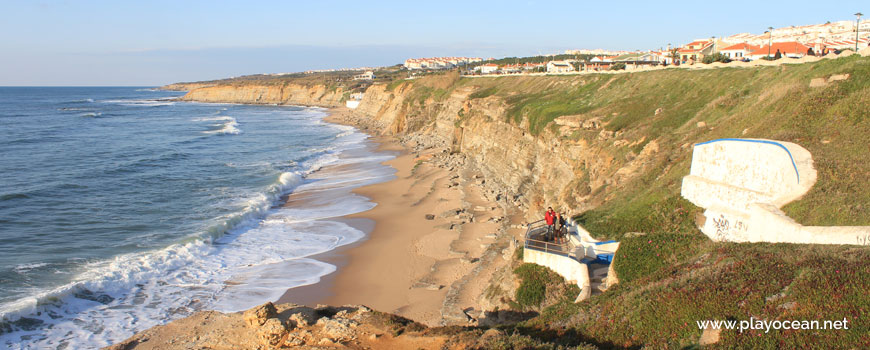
top-left (0, 0), bottom-right (865, 86)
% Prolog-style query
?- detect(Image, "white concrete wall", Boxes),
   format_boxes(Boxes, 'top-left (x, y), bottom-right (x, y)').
top-left (682, 138), bottom-right (870, 245)
top-left (345, 100), bottom-right (360, 109)
top-left (523, 248), bottom-right (591, 301)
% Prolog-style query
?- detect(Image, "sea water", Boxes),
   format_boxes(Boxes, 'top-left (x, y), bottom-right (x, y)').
top-left (0, 87), bottom-right (394, 349)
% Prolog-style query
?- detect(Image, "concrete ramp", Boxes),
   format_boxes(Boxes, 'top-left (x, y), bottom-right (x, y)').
top-left (682, 138), bottom-right (869, 245)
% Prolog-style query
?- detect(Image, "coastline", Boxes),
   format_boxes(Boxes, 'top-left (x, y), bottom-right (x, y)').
top-left (279, 108), bottom-right (522, 326)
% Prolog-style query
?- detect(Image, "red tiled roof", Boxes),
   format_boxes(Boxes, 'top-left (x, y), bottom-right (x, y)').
top-left (748, 41), bottom-right (811, 56)
top-left (721, 43), bottom-right (761, 51)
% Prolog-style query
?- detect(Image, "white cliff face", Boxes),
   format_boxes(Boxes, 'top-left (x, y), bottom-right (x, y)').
top-left (681, 138), bottom-right (869, 245)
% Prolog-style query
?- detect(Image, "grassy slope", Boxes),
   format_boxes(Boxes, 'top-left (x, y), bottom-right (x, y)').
top-left (446, 56), bottom-right (870, 348)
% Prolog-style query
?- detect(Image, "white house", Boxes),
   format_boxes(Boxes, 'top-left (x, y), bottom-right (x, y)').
top-left (353, 71), bottom-right (375, 80)
top-left (719, 43), bottom-right (759, 60)
top-left (546, 61), bottom-right (574, 73)
top-left (479, 63), bottom-right (499, 74)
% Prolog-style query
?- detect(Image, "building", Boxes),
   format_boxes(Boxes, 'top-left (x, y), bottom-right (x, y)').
top-left (586, 56), bottom-right (615, 70)
top-left (403, 57), bottom-right (483, 70)
top-left (352, 71), bottom-right (375, 80)
top-left (678, 40), bottom-right (715, 62)
top-left (522, 62), bottom-right (546, 71)
top-left (345, 92), bottom-right (365, 109)
top-left (612, 52), bottom-right (662, 68)
top-left (747, 41), bottom-right (811, 60)
top-left (719, 43), bottom-right (761, 60)
top-left (500, 63), bottom-right (522, 74)
top-left (546, 61), bottom-right (575, 73)
top-left (479, 63), bottom-right (500, 74)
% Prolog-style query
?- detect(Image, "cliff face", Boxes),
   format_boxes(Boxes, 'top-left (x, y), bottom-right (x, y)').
top-left (176, 77), bottom-right (658, 219)
top-left (346, 78), bottom-right (657, 219)
top-left (179, 83), bottom-right (348, 107)
top-left (161, 83), bottom-right (215, 91)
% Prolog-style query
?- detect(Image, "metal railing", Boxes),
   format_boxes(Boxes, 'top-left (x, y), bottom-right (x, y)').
top-left (523, 219), bottom-right (574, 258)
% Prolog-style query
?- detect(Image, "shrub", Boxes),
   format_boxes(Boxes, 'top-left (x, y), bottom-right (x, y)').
top-left (610, 62), bottom-right (626, 71)
top-left (514, 264), bottom-right (548, 309)
top-left (702, 52), bottom-right (732, 64)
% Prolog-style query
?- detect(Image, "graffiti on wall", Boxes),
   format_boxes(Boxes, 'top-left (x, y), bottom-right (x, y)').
top-left (710, 213), bottom-right (749, 241)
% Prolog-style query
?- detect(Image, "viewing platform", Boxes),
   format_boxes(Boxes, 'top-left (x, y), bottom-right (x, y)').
top-left (522, 219), bottom-right (619, 301)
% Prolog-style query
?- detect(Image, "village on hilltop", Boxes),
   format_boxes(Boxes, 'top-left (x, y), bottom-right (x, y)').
top-left (401, 18), bottom-right (869, 75)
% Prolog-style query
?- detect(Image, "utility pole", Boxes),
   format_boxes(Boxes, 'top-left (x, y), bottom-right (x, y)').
top-left (767, 27), bottom-right (774, 58)
top-left (856, 12), bottom-right (864, 52)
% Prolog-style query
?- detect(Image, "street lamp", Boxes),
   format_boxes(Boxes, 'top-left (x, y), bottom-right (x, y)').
top-left (767, 27), bottom-right (774, 58)
top-left (856, 12), bottom-right (864, 52)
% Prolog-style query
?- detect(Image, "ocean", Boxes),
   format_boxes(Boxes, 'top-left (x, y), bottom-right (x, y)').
top-left (0, 87), bottom-right (394, 349)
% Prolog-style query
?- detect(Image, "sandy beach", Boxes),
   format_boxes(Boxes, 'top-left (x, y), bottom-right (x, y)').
top-left (278, 108), bottom-right (523, 326)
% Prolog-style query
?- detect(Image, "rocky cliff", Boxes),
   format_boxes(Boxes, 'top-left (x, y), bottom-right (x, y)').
top-left (331, 77), bottom-right (661, 220)
top-left (178, 83), bottom-right (348, 107)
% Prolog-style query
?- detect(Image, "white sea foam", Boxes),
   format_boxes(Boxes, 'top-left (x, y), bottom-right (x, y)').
top-left (0, 108), bottom-right (394, 349)
top-left (80, 112), bottom-right (102, 118)
top-left (12, 263), bottom-right (50, 273)
top-left (101, 99), bottom-right (176, 107)
top-left (196, 116), bottom-right (241, 135)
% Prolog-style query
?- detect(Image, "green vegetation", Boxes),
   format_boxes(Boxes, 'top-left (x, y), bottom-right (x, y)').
top-left (526, 243), bottom-right (870, 349)
top-left (468, 86), bottom-right (498, 99)
top-left (447, 55), bottom-right (870, 348)
top-left (512, 264), bottom-right (580, 311)
top-left (702, 52), bottom-right (732, 64)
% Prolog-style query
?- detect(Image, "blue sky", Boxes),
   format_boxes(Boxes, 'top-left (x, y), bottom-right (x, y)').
top-left (0, 0), bottom-right (864, 85)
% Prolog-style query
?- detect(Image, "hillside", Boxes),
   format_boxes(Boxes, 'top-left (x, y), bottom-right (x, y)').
top-left (161, 55), bottom-right (870, 349)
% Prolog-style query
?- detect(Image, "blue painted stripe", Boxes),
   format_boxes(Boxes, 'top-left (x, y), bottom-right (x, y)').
top-left (694, 138), bottom-right (800, 184)
top-left (593, 240), bottom-right (619, 245)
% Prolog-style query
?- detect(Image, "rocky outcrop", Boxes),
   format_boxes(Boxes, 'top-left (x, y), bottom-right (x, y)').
top-left (105, 303), bottom-right (457, 350)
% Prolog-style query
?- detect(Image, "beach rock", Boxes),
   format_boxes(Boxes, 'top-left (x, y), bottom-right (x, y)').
top-left (439, 208), bottom-right (463, 218)
top-left (425, 214), bottom-right (435, 220)
top-left (257, 318), bottom-right (288, 346)
top-left (243, 302), bottom-right (277, 327)
top-left (289, 309), bottom-right (317, 327)
top-left (317, 317), bottom-right (358, 343)
top-left (284, 330), bottom-right (312, 347)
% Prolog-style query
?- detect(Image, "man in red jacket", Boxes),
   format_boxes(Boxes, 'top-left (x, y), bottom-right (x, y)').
top-left (544, 207), bottom-right (556, 241)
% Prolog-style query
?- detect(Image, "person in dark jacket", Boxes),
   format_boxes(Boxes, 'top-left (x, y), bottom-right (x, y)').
top-left (555, 213), bottom-right (567, 244)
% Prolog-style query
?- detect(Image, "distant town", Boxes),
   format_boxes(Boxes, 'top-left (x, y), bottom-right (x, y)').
top-left (396, 19), bottom-right (869, 75)
top-left (265, 18), bottom-right (869, 81)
